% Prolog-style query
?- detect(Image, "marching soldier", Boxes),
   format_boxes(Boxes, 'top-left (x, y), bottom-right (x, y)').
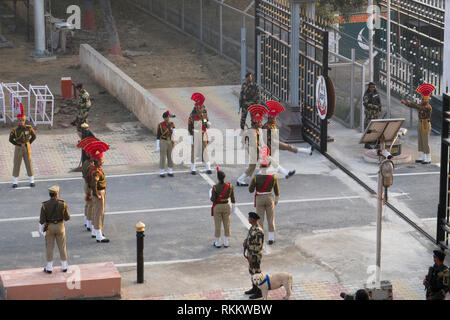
top-left (243, 211), bottom-right (264, 300)
top-left (210, 168), bottom-right (236, 248)
top-left (78, 122), bottom-right (95, 164)
top-left (237, 105), bottom-right (266, 186)
top-left (189, 92), bottom-right (212, 175)
top-left (156, 110), bottom-right (176, 177)
top-left (401, 83), bottom-right (435, 164)
top-left (363, 82), bottom-right (382, 136)
top-left (249, 146), bottom-right (279, 245)
top-left (84, 141), bottom-right (110, 243)
top-left (71, 83), bottom-right (92, 126)
top-left (239, 73), bottom-right (260, 130)
top-left (9, 103), bottom-right (36, 188)
top-left (423, 250), bottom-right (449, 300)
top-left (39, 185), bottom-right (70, 274)
top-left (263, 100), bottom-right (312, 174)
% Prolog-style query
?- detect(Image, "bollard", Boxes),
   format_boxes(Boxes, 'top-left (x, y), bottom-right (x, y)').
top-left (136, 221), bottom-right (145, 284)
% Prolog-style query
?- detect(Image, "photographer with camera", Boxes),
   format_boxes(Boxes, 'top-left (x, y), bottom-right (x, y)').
top-left (340, 289), bottom-right (370, 300)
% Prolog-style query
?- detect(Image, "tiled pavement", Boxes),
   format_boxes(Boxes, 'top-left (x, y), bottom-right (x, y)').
top-left (144, 278), bottom-right (427, 300)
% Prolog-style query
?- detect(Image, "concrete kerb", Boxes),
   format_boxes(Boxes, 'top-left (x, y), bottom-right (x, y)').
top-left (79, 44), bottom-right (163, 134)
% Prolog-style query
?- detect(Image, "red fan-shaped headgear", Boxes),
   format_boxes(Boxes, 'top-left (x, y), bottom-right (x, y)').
top-left (77, 137), bottom-right (100, 150)
top-left (266, 100), bottom-right (285, 117)
top-left (248, 104), bottom-right (268, 121)
top-left (84, 141), bottom-right (110, 160)
top-left (191, 93), bottom-right (205, 107)
top-left (260, 146), bottom-right (270, 167)
top-left (17, 103), bottom-right (26, 120)
top-left (416, 83), bottom-right (435, 98)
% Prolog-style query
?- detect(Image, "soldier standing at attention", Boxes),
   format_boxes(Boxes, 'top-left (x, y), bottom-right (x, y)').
top-left (9, 103), bottom-right (36, 188)
top-left (39, 185), bottom-right (70, 274)
top-left (249, 147), bottom-right (280, 245)
top-left (210, 168), bottom-right (236, 248)
top-left (189, 92), bottom-right (212, 175)
top-left (156, 110), bottom-right (176, 178)
top-left (423, 250), bottom-right (449, 300)
top-left (84, 141), bottom-right (110, 243)
top-left (243, 211), bottom-right (264, 300)
top-left (363, 83), bottom-right (382, 132)
top-left (401, 83), bottom-right (435, 164)
top-left (239, 73), bottom-right (260, 131)
top-left (72, 83), bottom-right (92, 126)
top-left (77, 136), bottom-right (99, 233)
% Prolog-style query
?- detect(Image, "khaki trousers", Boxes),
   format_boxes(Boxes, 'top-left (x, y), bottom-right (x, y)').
top-left (92, 189), bottom-right (106, 230)
top-left (13, 144), bottom-right (34, 177)
top-left (256, 194), bottom-right (275, 232)
top-left (418, 120), bottom-right (431, 154)
top-left (213, 203), bottom-right (231, 237)
top-left (279, 141), bottom-right (298, 153)
top-left (245, 164), bottom-right (257, 177)
top-left (46, 223), bottom-right (67, 262)
top-left (191, 139), bottom-right (209, 163)
top-left (160, 139), bottom-right (174, 169)
top-left (84, 182), bottom-right (93, 219)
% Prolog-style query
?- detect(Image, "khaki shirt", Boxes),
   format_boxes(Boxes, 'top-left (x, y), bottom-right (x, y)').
top-left (157, 121), bottom-right (175, 140)
top-left (90, 167), bottom-right (106, 196)
top-left (242, 127), bottom-right (260, 164)
top-left (82, 159), bottom-right (94, 182)
top-left (249, 174), bottom-right (279, 196)
top-left (40, 199), bottom-right (70, 224)
top-left (211, 182), bottom-right (236, 204)
top-left (9, 125), bottom-right (36, 145)
top-left (404, 100), bottom-right (432, 120)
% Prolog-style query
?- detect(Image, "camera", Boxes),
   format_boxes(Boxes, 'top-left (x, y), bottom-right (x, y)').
top-left (340, 292), bottom-right (354, 300)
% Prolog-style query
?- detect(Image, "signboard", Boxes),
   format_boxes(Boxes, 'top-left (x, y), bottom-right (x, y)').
top-left (316, 76), bottom-right (328, 120)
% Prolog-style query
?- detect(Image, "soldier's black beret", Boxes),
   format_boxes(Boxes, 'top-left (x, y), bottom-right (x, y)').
top-left (433, 250), bottom-right (446, 261)
top-left (248, 212), bottom-right (260, 220)
top-left (76, 83), bottom-right (83, 89)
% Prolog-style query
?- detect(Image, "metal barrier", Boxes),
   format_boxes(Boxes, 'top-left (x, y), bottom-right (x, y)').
top-left (28, 85), bottom-right (54, 126)
top-left (0, 84), bottom-right (5, 124)
top-left (2, 82), bottom-right (30, 122)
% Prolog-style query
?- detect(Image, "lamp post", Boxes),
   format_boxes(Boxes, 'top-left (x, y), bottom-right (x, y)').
top-left (136, 221), bottom-right (146, 284)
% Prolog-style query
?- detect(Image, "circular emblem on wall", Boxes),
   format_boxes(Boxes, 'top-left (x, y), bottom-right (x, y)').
top-left (316, 76), bottom-right (328, 120)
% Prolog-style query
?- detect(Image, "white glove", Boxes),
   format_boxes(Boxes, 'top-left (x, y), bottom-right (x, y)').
top-left (39, 224), bottom-right (45, 237)
top-left (232, 203), bottom-right (236, 215)
top-left (190, 135), bottom-right (194, 145)
top-left (156, 140), bottom-right (160, 152)
top-left (207, 121), bottom-right (211, 128)
top-left (209, 188), bottom-right (213, 199)
top-left (275, 196), bottom-right (279, 206)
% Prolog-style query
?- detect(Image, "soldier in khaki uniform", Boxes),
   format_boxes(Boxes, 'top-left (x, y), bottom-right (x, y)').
top-left (39, 185), bottom-right (70, 274)
top-left (189, 93), bottom-right (212, 175)
top-left (243, 211), bottom-right (264, 300)
top-left (239, 73), bottom-right (260, 130)
top-left (249, 147), bottom-right (280, 245)
top-left (9, 103), bottom-right (36, 188)
top-left (156, 110), bottom-right (176, 177)
top-left (210, 168), bottom-right (236, 248)
top-left (84, 141), bottom-right (110, 243)
top-left (77, 136), bottom-right (99, 234)
top-left (401, 83), bottom-right (435, 164)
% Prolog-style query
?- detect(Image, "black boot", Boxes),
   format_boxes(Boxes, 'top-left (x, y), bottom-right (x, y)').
top-left (244, 284), bottom-right (257, 295)
top-left (249, 287), bottom-right (262, 300)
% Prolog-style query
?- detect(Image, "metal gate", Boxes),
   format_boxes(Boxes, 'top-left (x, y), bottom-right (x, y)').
top-left (437, 93), bottom-right (450, 250)
top-left (255, 0), bottom-right (329, 152)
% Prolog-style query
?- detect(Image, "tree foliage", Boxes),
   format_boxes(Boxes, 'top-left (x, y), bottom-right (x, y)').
top-left (314, 0), bottom-right (368, 22)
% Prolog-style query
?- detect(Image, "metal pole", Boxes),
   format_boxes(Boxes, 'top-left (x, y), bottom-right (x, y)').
top-left (368, 0), bottom-right (374, 83)
top-left (376, 139), bottom-right (385, 286)
top-left (290, 1), bottom-right (300, 107)
top-left (257, 34), bottom-right (262, 95)
top-left (32, 0), bottom-right (47, 56)
top-left (181, 0), bottom-right (185, 32)
top-left (241, 27), bottom-right (247, 83)
top-left (351, 49), bottom-right (355, 128)
top-left (136, 221), bottom-right (145, 284)
top-left (362, 64), bottom-right (366, 133)
top-left (219, 3), bottom-right (223, 54)
top-left (386, 0), bottom-right (391, 118)
top-left (443, 0), bottom-right (450, 94)
top-left (437, 94), bottom-right (449, 245)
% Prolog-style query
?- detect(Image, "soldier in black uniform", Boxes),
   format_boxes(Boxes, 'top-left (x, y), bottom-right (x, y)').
top-left (239, 73), bottom-right (260, 130)
top-left (423, 250), bottom-right (449, 300)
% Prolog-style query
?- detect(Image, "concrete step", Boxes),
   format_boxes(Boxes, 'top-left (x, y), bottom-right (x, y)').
top-left (0, 262), bottom-right (121, 300)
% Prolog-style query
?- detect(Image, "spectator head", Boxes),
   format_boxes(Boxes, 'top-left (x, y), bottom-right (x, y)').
top-left (433, 250), bottom-right (446, 264)
top-left (355, 289), bottom-right (370, 300)
top-left (76, 83), bottom-right (83, 91)
top-left (246, 72), bottom-right (253, 82)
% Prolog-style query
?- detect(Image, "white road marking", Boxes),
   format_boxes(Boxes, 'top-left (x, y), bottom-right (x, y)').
top-left (368, 172), bottom-right (439, 178)
top-left (31, 231), bottom-right (40, 238)
top-left (0, 195), bottom-right (363, 223)
top-left (421, 218), bottom-right (437, 222)
top-left (114, 258), bottom-right (203, 268)
top-left (0, 170), bottom-right (191, 185)
top-left (200, 172), bottom-right (251, 229)
top-left (15, 187), bottom-right (31, 190)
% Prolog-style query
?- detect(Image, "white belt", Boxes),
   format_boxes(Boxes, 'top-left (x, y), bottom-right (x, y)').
top-left (256, 192), bottom-right (272, 195)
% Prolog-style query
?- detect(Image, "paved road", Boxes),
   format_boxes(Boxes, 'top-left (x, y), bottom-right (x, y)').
top-left (0, 167), bottom-right (374, 271)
